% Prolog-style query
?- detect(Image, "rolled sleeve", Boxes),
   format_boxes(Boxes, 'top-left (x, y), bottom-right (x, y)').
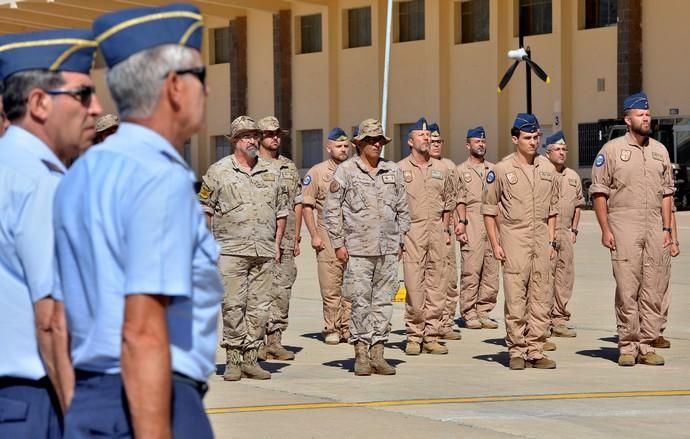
top-left (481, 172), bottom-right (500, 216)
top-left (590, 147), bottom-right (612, 197)
top-left (198, 172), bottom-right (218, 216)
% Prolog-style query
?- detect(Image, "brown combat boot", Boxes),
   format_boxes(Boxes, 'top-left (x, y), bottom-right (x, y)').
top-left (652, 336), bottom-right (671, 349)
top-left (527, 356), bottom-right (557, 369)
top-left (423, 340), bottom-right (449, 355)
top-left (354, 341), bottom-right (371, 376)
top-left (509, 357), bottom-right (526, 370)
top-left (369, 342), bottom-right (396, 375)
top-left (266, 331), bottom-right (295, 360)
top-left (223, 348), bottom-right (242, 381)
top-left (241, 348), bottom-right (271, 380)
top-left (404, 340), bottom-right (421, 356)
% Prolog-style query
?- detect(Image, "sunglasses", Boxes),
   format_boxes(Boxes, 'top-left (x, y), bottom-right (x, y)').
top-left (45, 85), bottom-right (95, 106)
top-left (170, 66), bottom-right (206, 87)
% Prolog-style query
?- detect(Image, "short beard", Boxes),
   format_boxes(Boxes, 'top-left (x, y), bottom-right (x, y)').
top-left (632, 124), bottom-right (651, 137)
top-left (246, 147), bottom-right (259, 159)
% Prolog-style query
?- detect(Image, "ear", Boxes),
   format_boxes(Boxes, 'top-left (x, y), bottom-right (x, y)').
top-left (165, 73), bottom-right (184, 111)
top-left (407, 136), bottom-right (413, 147)
top-left (511, 135), bottom-right (519, 146)
top-left (25, 88), bottom-right (51, 122)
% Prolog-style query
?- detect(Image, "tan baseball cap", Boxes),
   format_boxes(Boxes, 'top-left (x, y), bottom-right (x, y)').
top-left (227, 115), bottom-right (259, 140)
top-left (257, 116), bottom-right (288, 135)
top-left (95, 114), bottom-right (119, 133)
top-left (354, 118), bottom-right (391, 144)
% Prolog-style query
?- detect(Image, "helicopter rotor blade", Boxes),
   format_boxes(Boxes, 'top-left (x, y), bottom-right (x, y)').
top-left (497, 60), bottom-right (521, 93)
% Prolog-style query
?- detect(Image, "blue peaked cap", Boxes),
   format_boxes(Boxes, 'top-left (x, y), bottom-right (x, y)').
top-left (513, 113), bottom-right (540, 133)
top-left (545, 130), bottom-right (566, 146)
top-left (408, 117), bottom-right (429, 135)
top-left (93, 3), bottom-right (204, 68)
top-left (328, 127), bottom-right (348, 141)
top-left (466, 126), bottom-right (485, 139)
top-left (623, 92), bottom-right (649, 111)
top-left (428, 122), bottom-right (441, 136)
top-left (0, 29), bottom-right (96, 81)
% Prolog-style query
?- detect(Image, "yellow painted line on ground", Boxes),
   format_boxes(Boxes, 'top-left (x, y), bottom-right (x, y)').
top-left (206, 389), bottom-right (690, 415)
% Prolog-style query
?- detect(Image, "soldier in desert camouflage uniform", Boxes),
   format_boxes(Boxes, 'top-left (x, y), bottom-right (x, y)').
top-left (198, 116), bottom-right (288, 381)
top-left (257, 116), bottom-right (302, 361)
top-left (324, 118), bottom-right (410, 376)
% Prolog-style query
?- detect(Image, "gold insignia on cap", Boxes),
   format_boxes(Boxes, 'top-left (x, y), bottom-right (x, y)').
top-left (95, 11), bottom-right (203, 44)
top-left (422, 122), bottom-right (427, 130)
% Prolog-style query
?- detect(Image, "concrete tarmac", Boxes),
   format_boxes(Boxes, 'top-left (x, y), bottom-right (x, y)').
top-left (205, 211), bottom-right (690, 438)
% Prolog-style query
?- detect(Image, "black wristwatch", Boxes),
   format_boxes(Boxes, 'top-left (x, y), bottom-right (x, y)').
top-left (549, 240), bottom-right (559, 249)
top-left (571, 228), bottom-right (578, 235)
top-left (663, 227), bottom-right (672, 233)
top-left (458, 218), bottom-right (468, 225)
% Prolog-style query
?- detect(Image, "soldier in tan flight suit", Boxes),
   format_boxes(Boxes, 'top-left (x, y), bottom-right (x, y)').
top-left (399, 117), bottom-right (455, 356)
top-left (303, 128), bottom-right (352, 345)
top-left (199, 116), bottom-right (288, 381)
top-left (543, 131), bottom-right (584, 339)
top-left (455, 127), bottom-right (500, 331)
top-left (324, 119), bottom-right (410, 376)
top-left (428, 122), bottom-right (462, 341)
top-left (257, 116), bottom-right (302, 361)
top-left (591, 92), bottom-right (674, 367)
top-left (482, 113), bottom-right (559, 370)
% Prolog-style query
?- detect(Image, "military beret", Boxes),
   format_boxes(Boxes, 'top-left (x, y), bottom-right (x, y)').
top-left (513, 113), bottom-right (539, 133)
top-left (545, 130), bottom-right (566, 146)
top-left (93, 3), bottom-right (203, 68)
top-left (328, 127), bottom-right (348, 141)
top-left (428, 122), bottom-right (441, 137)
top-left (408, 117), bottom-right (429, 134)
top-left (0, 29), bottom-right (97, 81)
top-left (466, 126), bottom-right (486, 139)
top-left (623, 92), bottom-right (649, 111)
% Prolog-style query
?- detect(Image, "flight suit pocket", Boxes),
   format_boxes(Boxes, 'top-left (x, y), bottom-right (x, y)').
top-left (0, 396), bottom-right (28, 423)
top-left (610, 249), bottom-right (629, 262)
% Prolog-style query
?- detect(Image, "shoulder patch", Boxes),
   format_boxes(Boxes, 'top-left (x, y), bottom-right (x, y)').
top-left (303, 175), bottom-right (312, 186)
top-left (330, 180), bottom-right (340, 193)
top-left (486, 170), bottom-right (496, 184)
top-left (594, 154), bottom-right (605, 167)
top-left (198, 182), bottom-right (213, 200)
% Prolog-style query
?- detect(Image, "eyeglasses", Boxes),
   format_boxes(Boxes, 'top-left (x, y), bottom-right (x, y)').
top-left (262, 131), bottom-right (281, 138)
top-left (45, 85), bottom-right (95, 106)
top-left (362, 136), bottom-right (386, 145)
top-left (170, 66), bottom-right (206, 87)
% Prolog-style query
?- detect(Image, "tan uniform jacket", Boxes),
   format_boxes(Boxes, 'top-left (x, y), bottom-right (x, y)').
top-left (555, 167), bottom-right (585, 231)
top-left (457, 159), bottom-right (495, 231)
top-left (440, 158), bottom-right (458, 212)
top-left (324, 156), bottom-right (411, 256)
top-left (302, 159), bottom-right (339, 261)
top-left (273, 155), bottom-right (302, 250)
top-left (481, 155), bottom-right (559, 270)
top-left (199, 155), bottom-right (289, 257)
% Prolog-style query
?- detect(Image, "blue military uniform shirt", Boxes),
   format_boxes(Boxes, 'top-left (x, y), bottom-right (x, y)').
top-left (0, 126), bottom-right (66, 380)
top-left (54, 122), bottom-right (223, 382)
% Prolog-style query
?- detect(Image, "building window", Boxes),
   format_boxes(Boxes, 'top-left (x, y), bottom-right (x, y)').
top-left (211, 27), bottom-right (231, 64)
top-left (215, 136), bottom-right (232, 161)
top-left (456, 0), bottom-right (490, 44)
top-left (298, 14), bottom-right (322, 54)
top-left (517, 0), bottom-right (552, 37)
top-left (583, 0), bottom-right (617, 29)
top-left (346, 7), bottom-right (372, 49)
top-left (397, 0), bottom-right (425, 43)
top-left (300, 129), bottom-right (323, 168)
top-left (398, 123), bottom-right (414, 159)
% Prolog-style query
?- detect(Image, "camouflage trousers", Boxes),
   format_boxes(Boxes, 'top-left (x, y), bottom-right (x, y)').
top-left (219, 255), bottom-right (273, 350)
top-left (268, 251), bottom-right (297, 334)
top-left (345, 254), bottom-right (398, 345)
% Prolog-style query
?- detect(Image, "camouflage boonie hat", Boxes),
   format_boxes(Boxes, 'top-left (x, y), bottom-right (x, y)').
top-left (95, 114), bottom-right (119, 133)
top-left (257, 116), bottom-right (288, 134)
top-left (227, 115), bottom-right (259, 140)
top-left (354, 118), bottom-right (391, 144)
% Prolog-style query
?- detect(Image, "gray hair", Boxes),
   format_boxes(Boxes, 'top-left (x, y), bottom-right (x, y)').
top-left (106, 44), bottom-right (197, 119)
top-left (2, 70), bottom-right (65, 122)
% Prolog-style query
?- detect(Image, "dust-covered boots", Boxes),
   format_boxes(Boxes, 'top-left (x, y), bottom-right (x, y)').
top-left (369, 342), bottom-right (396, 375)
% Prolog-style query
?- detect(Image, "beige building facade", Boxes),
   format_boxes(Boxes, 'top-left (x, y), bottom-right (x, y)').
top-left (2, 0), bottom-right (689, 177)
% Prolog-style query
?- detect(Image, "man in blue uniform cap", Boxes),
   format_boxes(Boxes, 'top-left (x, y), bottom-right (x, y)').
top-left (0, 28), bottom-right (101, 438)
top-left (54, 4), bottom-right (222, 438)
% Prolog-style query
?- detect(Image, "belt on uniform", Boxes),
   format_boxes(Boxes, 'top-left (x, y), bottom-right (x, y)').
top-left (173, 372), bottom-right (208, 397)
top-left (0, 376), bottom-right (50, 389)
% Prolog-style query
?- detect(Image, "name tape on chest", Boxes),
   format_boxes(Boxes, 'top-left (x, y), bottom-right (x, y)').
top-left (540, 172), bottom-right (553, 181)
top-left (431, 170), bottom-right (443, 180)
top-left (382, 174), bottom-right (396, 184)
top-left (261, 173), bottom-right (276, 181)
top-left (652, 151), bottom-right (664, 162)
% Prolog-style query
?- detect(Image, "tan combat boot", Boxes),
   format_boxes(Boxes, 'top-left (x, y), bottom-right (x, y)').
top-left (241, 348), bottom-right (271, 380)
top-left (618, 354), bottom-right (635, 367)
top-left (638, 352), bottom-right (665, 366)
top-left (354, 341), bottom-right (371, 376)
top-left (465, 319), bottom-right (482, 329)
top-left (527, 356), bottom-right (557, 369)
top-left (405, 340), bottom-right (421, 356)
top-left (223, 348), bottom-right (242, 381)
top-left (543, 340), bottom-right (557, 351)
top-left (423, 340), bottom-right (449, 355)
top-left (441, 329), bottom-right (462, 340)
top-left (479, 317), bottom-right (499, 329)
top-left (369, 342), bottom-right (396, 375)
top-left (266, 331), bottom-right (295, 360)
top-left (552, 325), bottom-right (577, 338)
top-left (652, 337), bottom-right (671, 349)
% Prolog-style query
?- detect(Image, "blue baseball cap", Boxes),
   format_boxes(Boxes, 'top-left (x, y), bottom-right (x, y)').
top-left (428, 122), bottom-right (441, 136)
top-left (93, 3), bottom-right (204, 68)
top-left (408, 117), bottom-right (429, 135)
top-left (513, 113), bottom-right (539, 133)
top-left (466, 126), bottom-right (486, 139)
top-left (545, 131), bottom-right (566, 146)
top-left (0, 29), bottom-right (97, 81)
top-left (328, 127), bottom-right (348, 141)
top-left (623, 92), bottom-right (649, 111)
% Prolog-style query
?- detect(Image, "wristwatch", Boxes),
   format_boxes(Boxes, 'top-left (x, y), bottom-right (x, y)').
top-left (548, 240), bottom-right (559, 249)
top-left (663, 227), bottom-right (672, 233)
top-left (674, 240), bottom-right (680, 246)
top-left (458, 218), bottom-right (468, 225)
top-left (571, 228), bottom-right (578, 235)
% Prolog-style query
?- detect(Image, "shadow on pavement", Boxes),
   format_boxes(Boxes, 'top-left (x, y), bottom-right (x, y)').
top-left (599, 336), bottom-right (619, 344)
top-left (575, 347), bottom-right (619, 363)
top-left (322, 358), bottom-right (406, 373)
top-left (384, 340), bottom-right (407, 351)
top-left (259, 362), bottom-right (291, 374)
top-left (390, 329), bottom-right (406, 336)
top-left (301, 332), bottom-right (325, 342)
top-left (473, 352), bottom-right (510, 367)
top-left (284, 345), bottom-right (303, 355)
top-left (483, 338), bottom-right (507, 347)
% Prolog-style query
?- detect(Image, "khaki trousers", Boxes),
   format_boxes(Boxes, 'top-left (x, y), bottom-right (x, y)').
top-left (550, 228), bottom-right (574, 327)
top-left (659, 250), bottom-right (672, 335)
top-left (440, 238), bottom-right (459, 332)
top-left (317, 258), bottom-right (351, 337)
top-left (459, 234), bottom-right (499, 321)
